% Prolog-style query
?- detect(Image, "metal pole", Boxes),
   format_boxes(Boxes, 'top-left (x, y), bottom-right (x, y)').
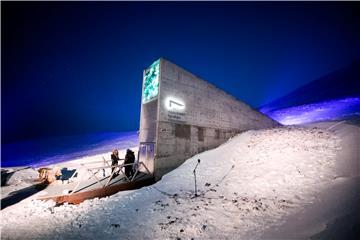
top-left (194, 170), bottom-right (197, 197)
top-left (193, 159), bottom-right (200, 197)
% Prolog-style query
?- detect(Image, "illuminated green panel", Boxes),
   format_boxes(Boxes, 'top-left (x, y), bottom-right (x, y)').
top-left (142, 59), bottom-right (160, 103)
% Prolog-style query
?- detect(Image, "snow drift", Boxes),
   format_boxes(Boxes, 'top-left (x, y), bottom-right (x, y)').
top-left (3, 121), bottom-right (358, 240)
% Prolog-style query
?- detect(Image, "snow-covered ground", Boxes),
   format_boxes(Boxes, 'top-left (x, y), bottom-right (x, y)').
top-left (1, 131), bottom-right (138, 200)
top-left (1, 148), bottom-right (137, 199)
top-left (260, 97), bottom-right (360, 125)
top-left (1, 121), bottom-right (359, 239)
top-left (2, 131), bottom-right (138, 168)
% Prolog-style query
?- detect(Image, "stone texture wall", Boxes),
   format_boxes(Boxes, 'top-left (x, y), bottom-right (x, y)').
top-left (151, 58), bottom-right (279, 179)
top-left (139, 99), bottom-right (158, 143)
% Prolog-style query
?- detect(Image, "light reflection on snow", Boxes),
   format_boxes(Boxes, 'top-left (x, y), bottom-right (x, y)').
top-left (260, 97), bottom-right (360, 125)
top-left (2, 131), bottom-right (139, 168)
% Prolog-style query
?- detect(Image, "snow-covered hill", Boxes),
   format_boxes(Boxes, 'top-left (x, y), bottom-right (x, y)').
top-left (2, 122), bottom-right (358, 239)
top-left (259, 60), bottom-right (360, 125)
top-left (260, 60), bottom-right (360, 113)
top-left (1, 131), bottom-right (138, 168)
top-left (261, 97), bottom-right (360, 125)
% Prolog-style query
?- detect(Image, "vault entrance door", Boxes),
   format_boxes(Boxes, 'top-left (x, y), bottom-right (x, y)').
top-left (138, 142), bottom-right (155, 174)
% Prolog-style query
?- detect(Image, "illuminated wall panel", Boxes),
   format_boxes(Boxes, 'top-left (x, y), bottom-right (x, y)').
top-left (142, 59), bottom-right (160, 103)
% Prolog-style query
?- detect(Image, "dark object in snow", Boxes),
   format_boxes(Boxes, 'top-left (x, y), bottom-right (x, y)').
top-left (49, 207), bottom-right (55, 214)
top-left (1, 169), bottom-right (15, 185)
top-left (205, 183), bottom-right (211, 187)
top-left (193, 159), bottom-right (201, 197)
top-left (202, 225), bottom-right (207, 230)
top-left (135, 208), bottom-right (139, 212)
top-left (111, 223), bottom-right (120, 228)
top-left (180, 229), bottom-right (184, 233)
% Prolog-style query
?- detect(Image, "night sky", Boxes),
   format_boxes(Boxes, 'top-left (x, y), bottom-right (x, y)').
top-left (2, 2), bottom-right (360, 143)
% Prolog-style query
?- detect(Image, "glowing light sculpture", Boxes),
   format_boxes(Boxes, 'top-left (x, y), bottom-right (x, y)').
top-left (142, 59), bottom-right (160, 103)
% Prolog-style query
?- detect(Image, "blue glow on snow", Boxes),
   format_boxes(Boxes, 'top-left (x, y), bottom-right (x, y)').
top-left (261, 97), bottom-right (360, 125)
top-left (1, 131), bottom-right (139, 168)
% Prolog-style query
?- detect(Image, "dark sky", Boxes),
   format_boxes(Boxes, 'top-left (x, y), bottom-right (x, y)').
top-left (2, 2), bottom-right (360, 143)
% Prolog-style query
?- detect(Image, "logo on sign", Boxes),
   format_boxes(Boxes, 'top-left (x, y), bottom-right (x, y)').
top-left (166, 97), bottom-right (185, 111)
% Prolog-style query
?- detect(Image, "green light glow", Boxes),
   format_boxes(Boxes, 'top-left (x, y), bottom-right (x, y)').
top-left (143, 59), bottom-right (160, 103)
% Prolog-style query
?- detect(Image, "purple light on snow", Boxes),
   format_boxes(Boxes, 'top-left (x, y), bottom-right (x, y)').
top-left (261, 97), bottom-right (360, 125)
top-left (2, 131), bottom-right (139, 167)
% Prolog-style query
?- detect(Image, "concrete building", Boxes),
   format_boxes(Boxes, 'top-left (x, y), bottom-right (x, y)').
top-left (138, 58), bottom-right (279, 180)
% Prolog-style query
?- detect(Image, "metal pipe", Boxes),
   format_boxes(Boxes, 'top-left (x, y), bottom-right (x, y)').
top-left (193, 159), bottom-right (201, 197)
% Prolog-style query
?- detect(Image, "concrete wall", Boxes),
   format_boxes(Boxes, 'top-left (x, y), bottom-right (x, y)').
top-left (152, 58), bottom-right (279, 179)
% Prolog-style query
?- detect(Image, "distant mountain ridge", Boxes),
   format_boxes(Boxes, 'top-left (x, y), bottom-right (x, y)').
top-left (1, 131), bottom-right (138, 168)
top-left (260, 60), bottom-right (360, 113)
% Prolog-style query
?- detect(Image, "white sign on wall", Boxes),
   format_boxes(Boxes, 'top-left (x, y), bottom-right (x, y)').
top-left (165, 97), bottom-right (185, 111)
top-left (165, 97), bottom-right (186, 122)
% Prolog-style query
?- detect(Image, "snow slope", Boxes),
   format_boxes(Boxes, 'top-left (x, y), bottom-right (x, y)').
top-left (1, 147), bottom-right (137, 200)
top-left (3, 122), bottom-right (357, 240)
top-left (259, 60), bottom-right (360, 126)
top-left (1, 131), bottom-right (138, 168)
top-left (261, 97), bottom-right (360, 125)
top-left (1, 131), bottom-right (138, 203)
top-left (260, 59), bottom-right (360, 113)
